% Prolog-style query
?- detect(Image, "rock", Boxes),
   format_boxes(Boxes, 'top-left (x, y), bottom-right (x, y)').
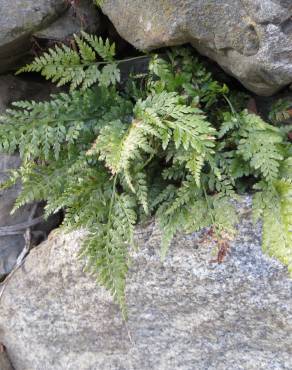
top-left (0, 197), bottom-right (292, 370)
top-left (0, 0), bottom-right (68, 73)
top-left (34, 0), bottom-right (101, 41)
top-left (0, 76), bottom-right (61, 279)
top-left (0, 344), bottom-right (14, 370)
top-left (0, 0), bottom-right (102, 73)
top-left (101, 0), bottom-right (292, 96)
top-left (0, 75), bottom-right (59, 113)
top-left (0, 154), bottom-right (61, 280)
top-left (0, 155), bottom-right (33, 279)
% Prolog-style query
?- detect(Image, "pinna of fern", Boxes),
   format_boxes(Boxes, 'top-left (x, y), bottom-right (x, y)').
top-left (0, 35), bottom-right (291, 316)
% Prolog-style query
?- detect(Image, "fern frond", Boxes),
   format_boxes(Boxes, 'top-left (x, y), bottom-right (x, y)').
top-left (135, 92), bottom-right (216, 153)
top-left (90, 119), bottom-right (152, 181)
top-left (81, 190), bottom-right (137, 317)
top-left (268, 98), bottom-right (291, 124)
top-left (277, 180), bottom-right (292, 251)
top-left (218, 112), bottom-right (240, 138)
top-left (211, 195), bottom-right (238, 236)
top-left (131, 170), bottom-right (149, 214)
top-left (81, 31), bottom-right (116, 61)
top-left (162, 162), bottom-right (186, 181)
top-left (238, 131), bottom-right (283, 181)
top-left (237, 113), bottom-right (284, 181)
top-left (149, 184), bottom-right (177, 211)
top-left (17, 33), bottom-right (118, 91)
top-left (280, 157), bottom-right (292, 180)
top-left (83, 227), bottom-right (128, 317)
top-left (98, 63), bottom-right (120, 87)
top-left (94, 0), bottom-right (104, 7)
top-left (0, 88), bottom-right (122, 161)
top-left (88, 120), bottom-right (128, 173)
top-left (253, 181), bottom-right (292, 273)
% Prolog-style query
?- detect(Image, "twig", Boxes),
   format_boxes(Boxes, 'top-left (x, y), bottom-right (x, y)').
top-left (0, 215), bottom-right (43, 236)
top-left (0, 204), bottom-right (38, 301)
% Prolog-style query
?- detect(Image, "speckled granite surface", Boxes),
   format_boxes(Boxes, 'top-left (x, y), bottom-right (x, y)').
top-left (0, 196), bottom-right (291, 369)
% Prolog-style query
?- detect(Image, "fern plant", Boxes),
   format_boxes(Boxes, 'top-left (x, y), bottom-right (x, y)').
top-left (0, 34), bottom-right (291, 317)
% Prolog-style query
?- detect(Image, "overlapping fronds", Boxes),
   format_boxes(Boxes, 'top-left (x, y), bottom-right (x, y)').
top-left (0, 41), bottom-right (291, 316)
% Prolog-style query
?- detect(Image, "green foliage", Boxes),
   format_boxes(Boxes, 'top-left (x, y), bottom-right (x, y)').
top-left (94, 0), bottom-right (104, 6)
top-left (253, 180), bottom-right (292, 273)
top-left (17, 32), bottom-right (118, 91)
top-left (268, 98), bottom-right (291, 123)
top-left (0, 41), bottom-right (291, 316)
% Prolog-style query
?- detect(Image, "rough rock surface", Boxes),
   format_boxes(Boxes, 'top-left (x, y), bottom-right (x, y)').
top-left (0, 344), bottom-right (14, 370)
top-left (0, 76), bottom-right (60, 279)
top-left (0, 0), bottom-right (68, 73)
top-left (0, 0), bottom-right (101, 73)
top-left (0, 155), bottom-right (33, 279)
top-left (0, 153), bottom-right (60, 279)
top-left (0, 75), bottom-right (59, 113)
top-left (35, 0), bottom-right (101, 41)
top-left (0, 197), bottom-right (292, 369)
top-left (101, 0), bottom-right (292, 95)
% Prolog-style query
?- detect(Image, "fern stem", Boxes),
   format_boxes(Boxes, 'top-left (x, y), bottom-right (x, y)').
top-left (141, 153), bottom-right (155, 170)
top-left (116, 194), bottom-right (135, 245)
top-left (106, 175), bottom-right (118, 236)
top-left (117, 55), bottom-right (150, 64)
top-left (223, 94), bottom-right (236, 115)
top-left (59, 55), bottom-right (148, 69)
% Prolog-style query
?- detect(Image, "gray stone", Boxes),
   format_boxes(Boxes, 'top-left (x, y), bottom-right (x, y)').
top-left (35, 0), bottom-right (101, 41)
top-left (0, 344), bottom-right (14, 370)
top-left (0, 197), bottom-right (291, 369)
top-left (0, 0), bottom-right (68, 73)
top-left (0, 155), bottom-right (32, 279)
top-left (0, 153), bottom-right (61, 280)
top-left (0, 0), bottom-right (101, 73)
top-left (101, 0), bottom-right (292, 96)
top-left (0, 75), bottom-right (60, 279)
top-left (0, 75), bottom-right (59, 113)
